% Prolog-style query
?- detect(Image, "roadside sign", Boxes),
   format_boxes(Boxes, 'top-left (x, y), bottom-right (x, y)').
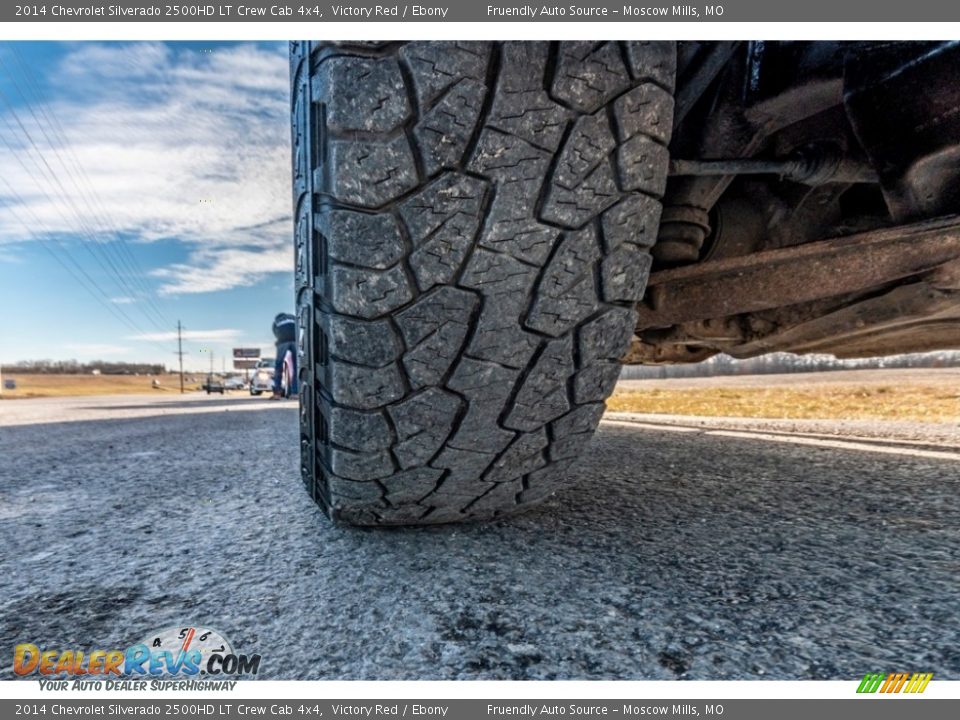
top-left (233, 347), bottom-right (260, 359)
top-left (234, 359), bottom-right (259, 370)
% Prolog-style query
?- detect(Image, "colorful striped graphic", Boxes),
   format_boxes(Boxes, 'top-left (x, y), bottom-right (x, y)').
top-left (857, 672), bottom-right (933, 694)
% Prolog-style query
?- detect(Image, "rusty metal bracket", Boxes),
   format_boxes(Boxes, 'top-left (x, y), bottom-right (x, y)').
top-left (637, 214), bottom-right (960, 330)
top-left (668, 149), bottom-right (878, 186)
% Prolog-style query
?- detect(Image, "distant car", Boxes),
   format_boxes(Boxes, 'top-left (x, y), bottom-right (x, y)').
top-left (202, 376), bottom-right (225, 394)
top-left (223, 376), bottom-right (246, 391)
top-left (249, 359), bottom-right (275, 396)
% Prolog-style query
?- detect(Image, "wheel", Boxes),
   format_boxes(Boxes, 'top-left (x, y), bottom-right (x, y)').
top-left (281, 349), bottom-right (296, 399)
top-left (250, 389), bottom-right (261, 396)
top-left (291, 41), bottom-right (675, 525)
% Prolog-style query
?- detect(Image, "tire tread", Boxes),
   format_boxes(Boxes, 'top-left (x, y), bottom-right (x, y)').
top-left (292, 41), bottom-right (674, 525)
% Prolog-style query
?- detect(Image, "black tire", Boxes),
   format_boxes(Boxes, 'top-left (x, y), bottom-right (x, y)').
top-left (291, 41), bottom-right (675, 525)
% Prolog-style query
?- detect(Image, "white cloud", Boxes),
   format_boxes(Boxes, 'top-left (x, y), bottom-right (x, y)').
top-left (64, 343), bottom-right (131, 357)
top-left (110, 296), bottom-right (137, 304)
top-left (0, 42), bottom-right (293, 295)
top-left (151, 236), bottom-right (294, 296)
top-left (128, 328), bottom-right (241, 343)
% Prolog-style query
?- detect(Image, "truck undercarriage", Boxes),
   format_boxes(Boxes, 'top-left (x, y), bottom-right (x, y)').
top-left (637, 41), bottom-right (960, 363)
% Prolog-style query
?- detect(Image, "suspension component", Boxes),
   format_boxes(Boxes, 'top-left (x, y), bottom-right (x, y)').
top-left (669, 145), bottom-right (878, 186)
top-left (652, 206), bottom-right (712, 264)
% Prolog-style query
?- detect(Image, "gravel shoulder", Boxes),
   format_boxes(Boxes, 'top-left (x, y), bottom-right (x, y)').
top-left (0, 392), bottom-right (268, 427)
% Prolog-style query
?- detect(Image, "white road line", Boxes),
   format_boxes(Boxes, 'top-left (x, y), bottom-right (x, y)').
top-left (606, 417), bottom-right (960, 449)
top-left (601, 419), bottom-right (701, 433)
top-left (707, 430), bottom-right (960, 461)
top-left (601, 419), bottom-right (960, 461)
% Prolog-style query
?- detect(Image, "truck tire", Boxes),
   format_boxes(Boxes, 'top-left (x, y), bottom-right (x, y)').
top-left (291, 41), bottom-right (675, 525)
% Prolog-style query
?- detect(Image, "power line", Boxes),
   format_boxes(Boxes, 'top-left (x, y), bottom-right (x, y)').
top-left (3, 49), bottom-right (174, 329)
top-left (0, 101), bottom-right (182, 363)
top-left (0, 91), bottom-right (167, 334)
top-left (0, 86), bottom-right (172, 335)
top-left (0, 177), bottom-right (174, 357)
top-left (2, 50), bottom-right (169, 307)
top-left (0, 131), bottom-right (161, 341)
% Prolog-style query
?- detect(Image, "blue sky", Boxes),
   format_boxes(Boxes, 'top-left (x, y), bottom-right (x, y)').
top-left (0, 41), bottom-right (293, 371)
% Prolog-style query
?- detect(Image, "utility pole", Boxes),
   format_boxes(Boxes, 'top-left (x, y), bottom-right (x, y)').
top-left (176, 321), bottom-right (185, 394)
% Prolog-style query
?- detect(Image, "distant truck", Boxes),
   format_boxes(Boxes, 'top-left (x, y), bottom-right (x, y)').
top-left (290, 41), bottom-right (960, 525)
top-left (202, 377), bottom-right (225, 395)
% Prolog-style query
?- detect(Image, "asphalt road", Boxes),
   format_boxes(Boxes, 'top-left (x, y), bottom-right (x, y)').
top-left (1, 394), bottom-right (958, 680)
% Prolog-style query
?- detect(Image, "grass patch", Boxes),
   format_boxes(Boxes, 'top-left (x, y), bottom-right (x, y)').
top-left (607, 384), bottom-right (960, 423)
top-left (0, 373), bottom-right (203, 398)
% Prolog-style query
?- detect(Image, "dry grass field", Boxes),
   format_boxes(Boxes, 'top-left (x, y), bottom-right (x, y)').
top-left (0, 373), bottom-right (204, 398)
top-left (610, 368), bottom-right (960, 423)
top-left (3, 369), bottom-right (958, 424)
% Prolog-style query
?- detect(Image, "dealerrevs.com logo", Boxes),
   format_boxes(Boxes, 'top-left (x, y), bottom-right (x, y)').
top-left (14, 626), bottom-right (260, 688)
